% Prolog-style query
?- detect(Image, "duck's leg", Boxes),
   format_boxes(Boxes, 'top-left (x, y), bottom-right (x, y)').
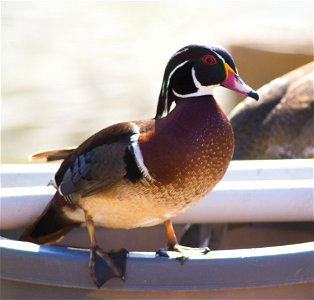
top-left (84, 211), bottom-right (125, 287)
top-left (157, 220), bottom-right (210, 259)
top-left (164, 219), bottom-right (179, 249)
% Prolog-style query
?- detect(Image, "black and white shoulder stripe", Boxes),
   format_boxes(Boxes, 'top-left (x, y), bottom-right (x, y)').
top-left (124, 123), bottom-right (154, 183)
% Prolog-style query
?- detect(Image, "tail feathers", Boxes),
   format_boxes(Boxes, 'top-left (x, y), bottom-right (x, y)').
top-left (20, 194), bottom-right (81, 245)
top-left (29, 146), bottom-right (77, 162)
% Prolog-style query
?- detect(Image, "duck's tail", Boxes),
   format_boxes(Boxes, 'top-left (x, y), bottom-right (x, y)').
top-left (20, 193), bottom-right (81, 245)
top-left (29, 146), bottom-right (77, 162)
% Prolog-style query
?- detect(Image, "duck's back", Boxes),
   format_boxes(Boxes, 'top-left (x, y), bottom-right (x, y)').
top-left (230, 62), bottom-right (314, 159)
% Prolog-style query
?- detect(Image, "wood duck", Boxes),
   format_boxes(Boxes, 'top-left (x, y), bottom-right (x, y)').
top-left (180, 61), bottom-right (313, 249)
top-left (230, 61), bottom-right (314, 159)
top-left (20, 44), bottom-right (258, 287)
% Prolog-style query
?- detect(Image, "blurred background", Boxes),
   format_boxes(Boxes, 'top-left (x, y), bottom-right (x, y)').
top-left (2, 1), bottom-right (313, 163)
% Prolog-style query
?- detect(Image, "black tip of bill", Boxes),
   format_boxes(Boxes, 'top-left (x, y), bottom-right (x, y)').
top-left (248, 90), bottom-right (259, 101)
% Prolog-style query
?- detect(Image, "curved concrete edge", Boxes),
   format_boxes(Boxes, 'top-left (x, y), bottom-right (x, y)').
top-left (2, 180), bottom-right (314, 229)
top-left (1, 159), bottom-right (313, 188)
top-left (1, 239), bottom-right (313, 291)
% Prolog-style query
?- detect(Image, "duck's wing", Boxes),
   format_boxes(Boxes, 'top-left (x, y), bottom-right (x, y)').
top-left (53, 120), bottom-right (155, 199)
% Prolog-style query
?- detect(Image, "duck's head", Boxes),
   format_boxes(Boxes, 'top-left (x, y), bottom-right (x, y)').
top-left (156, 44), bottom-right (259, 118)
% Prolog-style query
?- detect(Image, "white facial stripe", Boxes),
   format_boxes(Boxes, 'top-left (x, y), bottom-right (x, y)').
top-left (214, 51), bottom-right (225, 63)
top-left (162, 60), bottom-right (190, 109)
top-left (166, 60), bottom-right (189, 90)
top-left (172, 67), bottom-right (218, 98)
top-left (173, 47), bottom-right (189, 56)
top-left (130, 123), bottom-right (154, 182)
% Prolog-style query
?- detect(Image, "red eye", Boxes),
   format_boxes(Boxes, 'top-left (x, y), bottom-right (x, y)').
top-left (202, 54), bottom-right (217, 65)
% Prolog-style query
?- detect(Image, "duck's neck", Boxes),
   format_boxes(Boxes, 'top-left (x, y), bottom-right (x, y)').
top-left (160, 95), bottom-right (227, 133)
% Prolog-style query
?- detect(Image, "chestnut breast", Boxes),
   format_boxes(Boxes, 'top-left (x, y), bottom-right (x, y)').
top-left (140, 96), bottom-right (234, 204)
